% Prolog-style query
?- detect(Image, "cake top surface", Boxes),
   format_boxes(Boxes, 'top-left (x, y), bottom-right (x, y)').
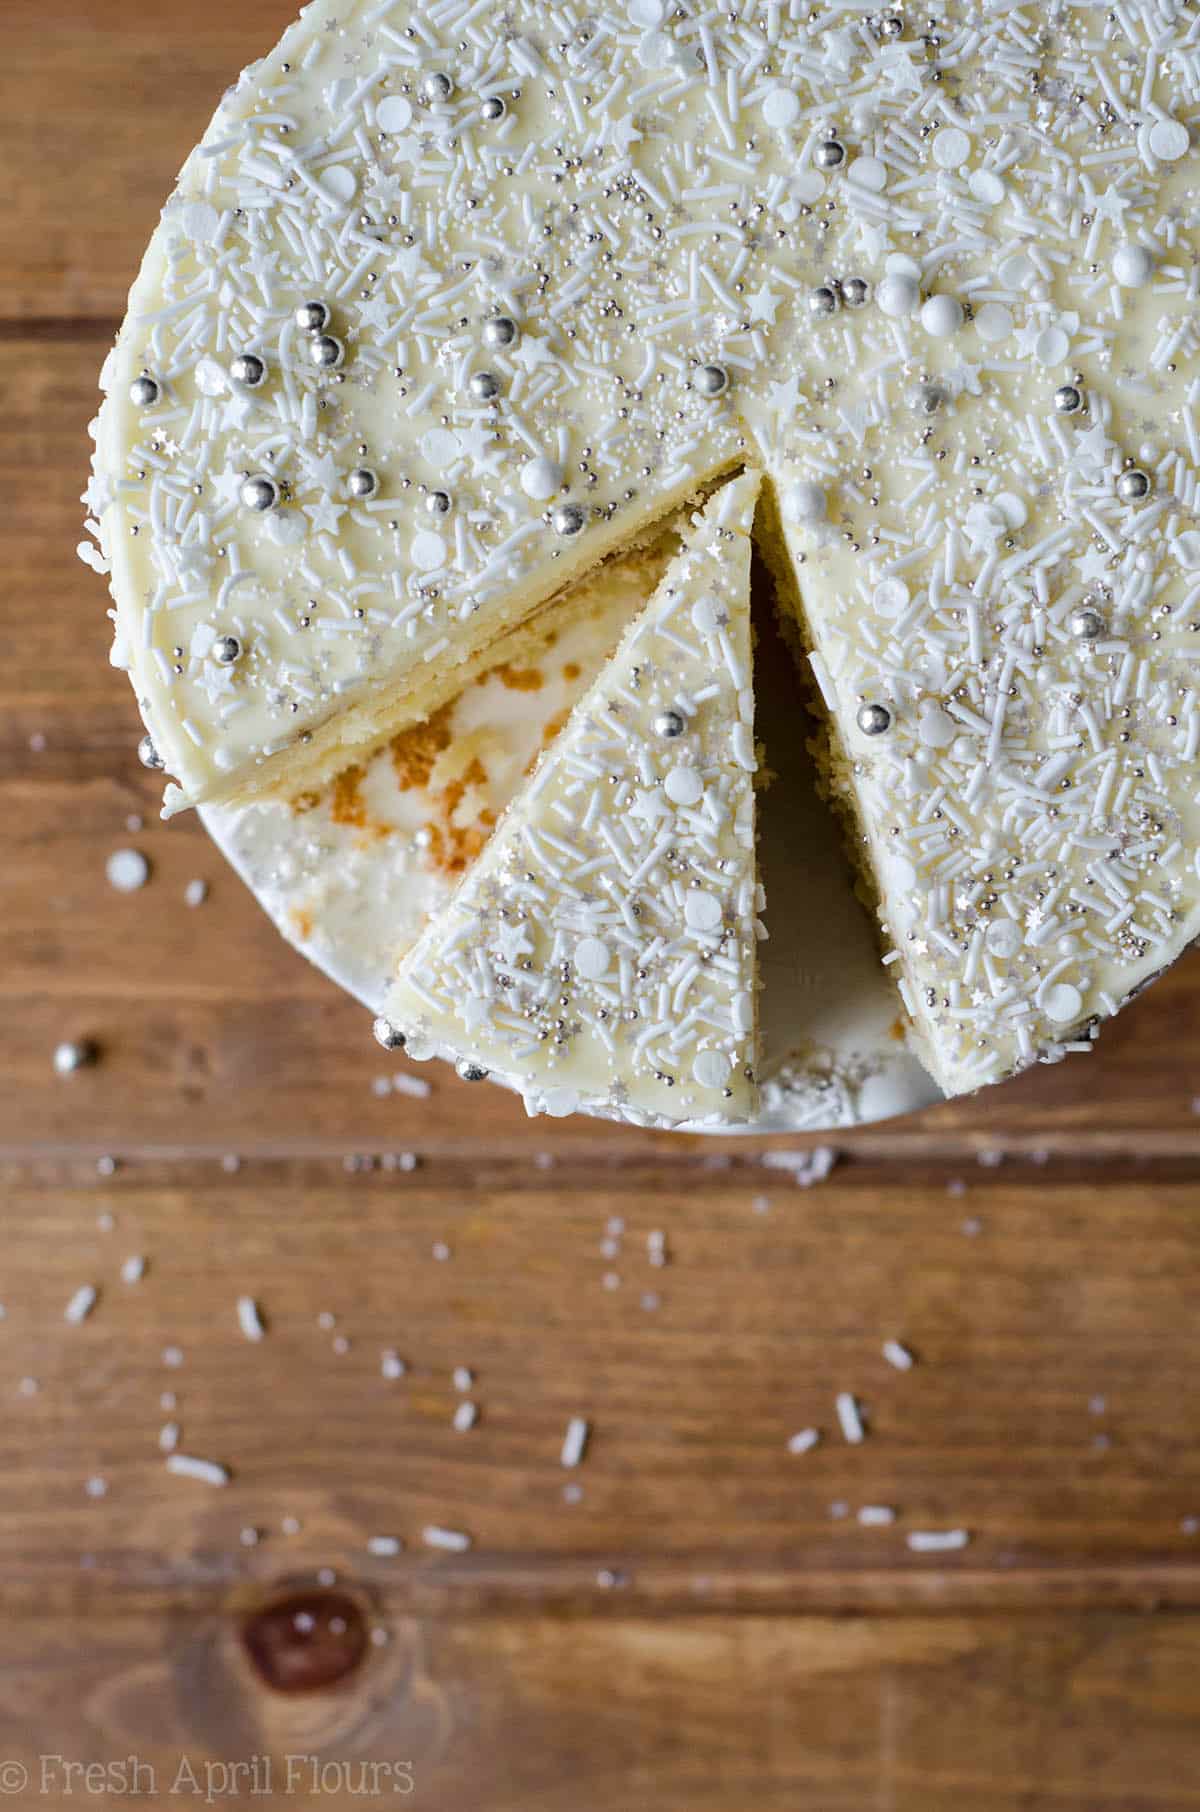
top-left (381, 469), bottom-right (762, 1125)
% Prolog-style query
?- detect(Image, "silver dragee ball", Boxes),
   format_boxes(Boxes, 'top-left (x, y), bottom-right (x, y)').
top-left (483, 315), bottom-right (519, 349)
top-left (1054, 383), bottom-right (1084, 415)
top-left (308, 333), bottom-right (344, 370)
top-left (814, 138), bottom-right (846, 169)
top-left (211, 635), bottom-right (241, 665)
top-left (137, 734), bottom-right (164, 771)
top-left (294, 300), bottom-right (330, 332)
top-left (231, 353), bottom-right (266, 388)
top-left (857, 702), bottom-right (892, 736)
top-left (1117, 468), bottom-right (1151, 502)
top-left (843, 276), bottom-right (870, 308)
top-left (347, 466), bottom-right (378, 498)
top-left (551, 502), bottom-right (586, 536)
top-left (693, 363), bottom-right (729, 398)
top-left (481, 94), bottom-right (506, 121)
top-left (468, 370), bottom-right (500, 401)
top-left (373, 1017), bottom-right (407, 1051)
top-left (808, 285), bottom-right (839, 317)
top-left (653, 709), bottom-right (686, 739)
top-left (1070, 607), bottom-right (1105, 640)
top-left (455, 1058), bottom-right (490, 1082)
top-left (425, 490), bottom-right (452, 515)
top-left (129, 375), bottom-right (159, 408)
top-left (240, 474), bottom-right (279, 512)
top-left (419, 70), bottom-right (454, 104)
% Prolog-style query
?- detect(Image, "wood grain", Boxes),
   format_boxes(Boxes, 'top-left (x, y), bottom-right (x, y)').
top-left (6, 1), bottom-right (1200, 1801)
top-left (6, 1609), bottom-right (1200, 1811)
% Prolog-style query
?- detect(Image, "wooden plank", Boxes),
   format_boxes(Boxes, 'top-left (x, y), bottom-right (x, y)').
top-left (0, 2), bottom-right (295, 322)
top-left (6, 328), bottom-right (1200, 1159)
top-left (1, 1172), bottom-right (1199, 1605)
top-left (3, 1606), bottom-right (1200, 1810)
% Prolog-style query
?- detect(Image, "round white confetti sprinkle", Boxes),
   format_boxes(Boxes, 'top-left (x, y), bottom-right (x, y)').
top-left (968, 169), bottom-right (1005, 205)
top-left (1035, 325), bottom-right (1070, 365)
top-left (540, 1088), bottom-right (579, 1118)
top-left (920, 294), bottom-right (964, 338)
top-left (887, 852), bottom-right (917, 893)
top-left (192, 357), bottom-right (227, 398)
top-left (268, 512), bottom-right (306, 548)
top-left (685, 890), bottom-right (723, 932)
top-left (998, 252), bottom-right (1034, 289)
top-left (420, 428), bottom-right (460, 466)
top-left (575, 936), bottom-right (611, 980)
top-left (693, 1049), bottom-right (730, 1090)
top-left (876, 273), bottom-right (919, 318)
top-left (628, 0), bottom-right (664, 23)
top-left (917, 703), bottom-right (956, 749)
top-left (848, 156), bottom-right (887, 192)
top-left (319, 165), bottom-right (357, 203)
top-left (1112, 242), bottom-right (1155, 288)
top-left (974, 302), bottom-right (1012, 344)
top-left (410, 531), bottom-right (447, 571)
top-left (106, 848), bottom-right (150, 893)
top-left (636, 29), bottom-right (669, 65)
top-left (180, 201), bottom-right (221, 243)
top-left (1149, 116), bottom-right (1189, 161)
top-left (376, 94), bottom-right (413, 133)
top-left (520, 457), bottom-right (563, 500)
top-left (994, 491), bottom-right (1028, 529)
top-left (783, 480), bottom-right (826, 525)
top-left (664, 766), bottom-right (703, 807)
top-left (791, 171), bottom-right (826, 204)
top-left (986, 919), bottom-right (1022, 959)
top-left (932, 126), bottom-right (970, 170)
top-left (872, 578), bottom-right (909, 616)
top-left (1043, 982), bottom-right (1083, 1024)
top-left (762, 87), bottom-right (800, 128)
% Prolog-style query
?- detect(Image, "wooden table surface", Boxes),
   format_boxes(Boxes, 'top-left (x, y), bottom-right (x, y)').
top-left (5, 4), bottom-right (1200, 1805)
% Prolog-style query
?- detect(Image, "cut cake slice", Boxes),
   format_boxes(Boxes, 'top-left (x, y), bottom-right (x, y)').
top-left (379, 470), bottom-right (763, 1126)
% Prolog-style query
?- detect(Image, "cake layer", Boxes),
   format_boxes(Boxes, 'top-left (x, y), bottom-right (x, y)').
top-left (379, 471), bottom-right (763, 1125)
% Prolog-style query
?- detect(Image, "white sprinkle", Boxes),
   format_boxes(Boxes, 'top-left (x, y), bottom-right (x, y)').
top-left (367, 1535), bottom-right (404, 1557)
top-left (236, 1296), bottom-right (266, 1341)
top-left (184, 878), bottom-right (209, 908)
top-left (166, 1454), bottom-right (230, 1487)
top-left (453, 1400), bottom-right (479, 1432)
top-left (423, 1525), bottom-right (472, 1552)
top-left (64, 1285), bottom-right (98, 1325)
top-left (882, 1340), bottom-right (915, 1372)
top-left (159, 1421), bottom-right (180, 1453)
top-left (907, 1528), bottom-right (970, 1553)
top-left (381, 1349), bottom-right (407, 1379)
top-left (787, 1427), bottom-right (821, 1455)
top-left (858, 1504), bottom-right (897, 1526)
top-left (106, 848), bottom-right (151, 893)
top-left (561, 1416), bottom-right (591, 1468)
top-left (835, 1392), bottom-right (865, 1444)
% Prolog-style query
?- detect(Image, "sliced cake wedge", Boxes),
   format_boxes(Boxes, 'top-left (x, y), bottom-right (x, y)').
top-left (379, 470), bottom-right (764, 1127)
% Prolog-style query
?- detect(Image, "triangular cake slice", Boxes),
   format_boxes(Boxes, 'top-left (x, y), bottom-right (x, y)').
top-left (378, 471), bottom-right (763, 1126)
